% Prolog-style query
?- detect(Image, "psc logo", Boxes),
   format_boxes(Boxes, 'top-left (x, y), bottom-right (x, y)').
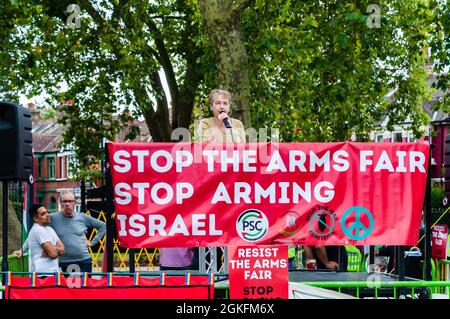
top-left (236, 209), bottom-right (269, 242)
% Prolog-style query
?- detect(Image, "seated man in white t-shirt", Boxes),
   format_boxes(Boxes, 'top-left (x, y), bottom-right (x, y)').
top-left (26, 204), bottom-right (65, 275)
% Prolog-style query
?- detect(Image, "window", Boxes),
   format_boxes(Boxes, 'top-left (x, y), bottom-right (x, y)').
top-left (49, 196), bottom-right (57, 212)
top-left (392, 131), bottom-right (403, 142)
top-left (375, 134), bottom-right (384, 143)
top-left (67, 156), bottom-right (75, 178)
top-left (36, 193), bottom-right (44, 205)
top-left (48, 157), bottom-right (55, 179)
top-left (60, 157), bottom-right (66, 179)
top-left (37, 158), bottom-right (43, 178)
top-left (408, 131), bottom-right (417, 142)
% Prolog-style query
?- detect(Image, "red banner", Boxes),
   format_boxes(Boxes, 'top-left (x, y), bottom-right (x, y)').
top-left (108, 142), bottom-right (428, 247)
top-left (432, 224), bottom-right (448, 259)
top-left (228, 246), bottom-right (288, 299)
top-left (6, 275), bottom-right (213, 299)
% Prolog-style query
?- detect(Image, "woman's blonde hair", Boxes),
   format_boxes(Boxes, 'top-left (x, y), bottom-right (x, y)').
top-left (208, 89), bottom-right (232, 106)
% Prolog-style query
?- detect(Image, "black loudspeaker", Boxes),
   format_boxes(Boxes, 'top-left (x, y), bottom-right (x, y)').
top-left (0, 102), bottom-right (33, 181)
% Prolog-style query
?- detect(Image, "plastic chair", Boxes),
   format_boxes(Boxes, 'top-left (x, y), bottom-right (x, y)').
top-left (362, 253), bottom-right (369, 272)
top-left (345, 245), bottom-right (362, 272)
top-left (447, 234), bottom-right (450, 258)
top-left (430, 258), bottom-right (437, 281)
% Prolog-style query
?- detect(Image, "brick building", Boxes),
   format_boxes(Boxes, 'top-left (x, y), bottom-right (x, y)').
top-left (30, 104), bottom-right (80, 212)
top-left (29, 103), bottom-right (150, 213)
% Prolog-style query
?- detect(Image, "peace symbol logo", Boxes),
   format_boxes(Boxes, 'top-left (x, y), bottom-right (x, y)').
top-left (341, 206), bottom-right (374, 240)
top-left (309, 210), bottom-right (335, 237)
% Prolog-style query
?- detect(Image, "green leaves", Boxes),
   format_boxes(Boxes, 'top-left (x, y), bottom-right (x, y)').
top-left (1, 0), bottom-right (214, 180)
top-left (244, 0), bottom-right (441, 142)
top-left (0, 0), bottom-right (448, 182)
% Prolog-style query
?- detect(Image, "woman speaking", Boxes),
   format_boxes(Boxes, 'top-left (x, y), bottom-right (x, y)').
top-left (199, 89), bottom-right (246, 143)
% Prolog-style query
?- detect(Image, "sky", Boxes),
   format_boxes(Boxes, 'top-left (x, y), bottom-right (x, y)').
top-left (20, 69), bottom-right (171, 117)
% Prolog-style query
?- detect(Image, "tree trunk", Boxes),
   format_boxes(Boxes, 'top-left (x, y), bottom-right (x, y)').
top-left (199, 0), bottom-right (252, 128)
top-left (133, 73), bottom-right (172, 142)
top-left (177, 58), bottom-right (203, 131)
top-left (0, 183), bottom-right (23, 255)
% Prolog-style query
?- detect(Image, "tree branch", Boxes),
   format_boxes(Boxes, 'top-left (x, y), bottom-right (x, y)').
top-left (111, 0), bottom-right (128, 30)
top-left (143, 46), bottom-right (162, 65)
top-left (131, 72), bottom-right (170, 142)
top-left (144, 18), bottom-right (180, 125)
top-left (78, 0), bottom-right (106, 28)
top-left (148, 15), bottom-right (185, 20)
top-left (117, 3), bottom-right (162, 64)
top-left (230, 0), bottom-right (255, 18)
top-left (145, 19), bottom-right (178, 94)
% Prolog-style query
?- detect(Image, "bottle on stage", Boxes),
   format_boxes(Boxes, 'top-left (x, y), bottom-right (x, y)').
top-left (306, 259), bottom-right (317, 270)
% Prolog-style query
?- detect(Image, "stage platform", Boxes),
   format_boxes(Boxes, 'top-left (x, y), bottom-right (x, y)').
top-left (288, 270), bottom-right (429, 299)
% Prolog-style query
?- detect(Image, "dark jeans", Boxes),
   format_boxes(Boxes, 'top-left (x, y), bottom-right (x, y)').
top-left (60, 258), bottom-right (93, 274)
top-left (191, 248), bottom-right (199, 271)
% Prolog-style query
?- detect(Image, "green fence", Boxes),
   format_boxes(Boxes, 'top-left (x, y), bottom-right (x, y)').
top-left (214, 278), bottom-right (450, 299)
top-left (300, 280), bottom-right (450, 299)
top-left (0, 253), bottom-right (28, 292)
top-left (2, 277), bottom-right (450, 299)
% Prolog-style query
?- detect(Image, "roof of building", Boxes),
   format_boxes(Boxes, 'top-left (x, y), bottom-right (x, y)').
top-left (31, 111), bottom-right (152, 153)
top-left (33, 134), bottom-right (62, 153)
top-left (420, 73), bottom-right (449, 122)
top-left (378, 73), bottom-right (449, 126)
top-left (32, 119), bottom-right (65, 152)
top-left (116, 119), bottom-right (151, 142)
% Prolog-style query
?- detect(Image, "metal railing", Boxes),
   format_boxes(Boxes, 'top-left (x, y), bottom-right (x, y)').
top-left (300, 280), bottom-right (450, 299)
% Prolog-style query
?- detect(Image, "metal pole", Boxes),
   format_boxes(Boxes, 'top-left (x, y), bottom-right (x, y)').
top-left (129, 249), bottom-right (135, 273)
top-left (395, 245), bottom-right (406, 298)
top-left (424, 144), bottom-right (433, 280)
top-left (2, 181), bottom-right (9, 282)
top-left (104, 143), bottom-right (114, 272)
top-left (27, 160), bottom-right (34, 232)
top-left (369, 246), bottom-right (375, 268)
top-left (398, 246), bottom-right (405, 280)
top-left (80, 180), bottom-right (86, 213)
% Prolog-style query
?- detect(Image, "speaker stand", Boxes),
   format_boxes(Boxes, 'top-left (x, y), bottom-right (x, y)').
top-left (2, 181), bottom-right (8, 287)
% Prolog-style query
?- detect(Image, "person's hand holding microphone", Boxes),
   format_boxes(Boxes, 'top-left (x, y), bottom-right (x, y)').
top-left (218, 110), bottom-right (232, 128)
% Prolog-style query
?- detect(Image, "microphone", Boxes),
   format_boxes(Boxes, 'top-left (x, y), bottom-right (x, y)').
top-left (220, 111), bottom-right (232, 128)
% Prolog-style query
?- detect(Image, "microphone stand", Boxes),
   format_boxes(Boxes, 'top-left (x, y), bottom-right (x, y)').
top-left (229, 126), bottom-right (235, 143)
top-left (220, 111), bottom-right (234, 143)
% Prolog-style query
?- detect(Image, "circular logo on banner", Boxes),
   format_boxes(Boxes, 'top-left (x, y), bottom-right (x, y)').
top-left (236, 209), bottom-right (269, 242)
top-left (279, 211), bottom-right (301, 236)
top-left (309, 210), bottom-right (336, 238)
top-left (341, 206), bottom-right (374, 240)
